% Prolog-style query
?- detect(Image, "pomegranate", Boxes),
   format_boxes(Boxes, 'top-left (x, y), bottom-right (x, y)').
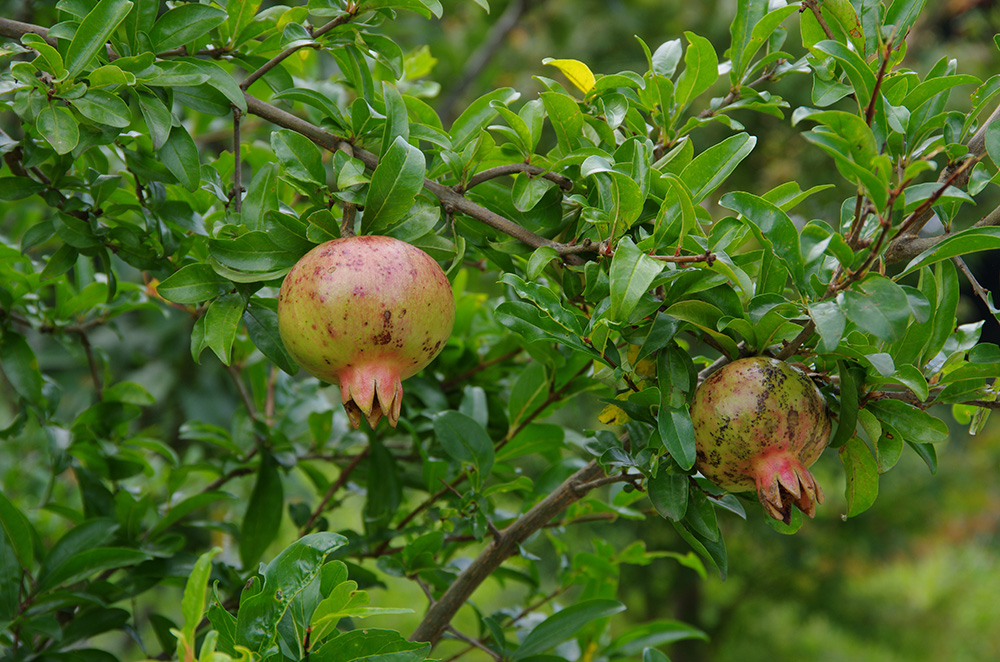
top-left (690, 357), bottom-right (831, 523)
top-left (277, 235), bottom-right (454, 429)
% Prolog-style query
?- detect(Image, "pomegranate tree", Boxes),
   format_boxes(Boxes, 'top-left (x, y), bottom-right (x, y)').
top-left (690, 357), bottom-right (832, 523)
top-left (277, 235), bottom-right (454, 429)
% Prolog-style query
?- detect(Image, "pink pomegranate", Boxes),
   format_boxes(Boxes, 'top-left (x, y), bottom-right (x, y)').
top-left (277, 235), bottom-right (454, 429)
top-left (690, 357), bottom-right (831, 523)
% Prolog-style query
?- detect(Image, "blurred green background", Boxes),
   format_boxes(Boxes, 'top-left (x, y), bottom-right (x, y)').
top-left (2, 0), bottom-right (1000, 659)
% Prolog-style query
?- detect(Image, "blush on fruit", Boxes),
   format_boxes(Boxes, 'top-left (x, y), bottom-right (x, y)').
top-left (278, 235), bottom-right (454, 429)
top-left (690, 357), bottom-right (832, 523)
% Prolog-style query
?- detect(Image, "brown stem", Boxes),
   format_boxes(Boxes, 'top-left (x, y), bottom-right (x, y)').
top-left (232, 107), bottom-right (243, 213)
top-left (461, 163), bottom-right (573, 192)
top-left (802, 0), bottom-right (836, 40)
top-left (240, 94), bottom-right (587, 263)
top-left (300, 447), bottom-right (370, 534)
top-left (239, 13), bottom-right (354, 91)
top-left (649, 251), bottom-right (716, 264)
top-left (440, 349), bottom-right (523, 390)
top-left (886, 201), bottom-right (1000, 265)
top-left (408, 460), bottom-right (605, 646)
top-left (224, 363), bottom-right (258, 420)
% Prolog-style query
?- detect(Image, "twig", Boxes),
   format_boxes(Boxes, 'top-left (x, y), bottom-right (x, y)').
top-left (240, 94), bottom-right (588, 263)
top-left (239, 13), bottom-right (355, 91)
top-left (72, 328), bottom-right (103, 401)
top-left (444, 627), bottom-right (502, 662)
top-left (953, 256), bottom-right (993, 309)
top-left (461, 163), bottom-right (574, 192)
top-left (440, 349), bottom-right (523, 390)
top-left (802, 0), bottom-right (836, 41)
top-left (575, 472), bottom-right (643, 492)
top-left (408, 460), bottom-right (605, 646)
top-left (649, 251), bottom-right (716, 265)
top-left (300, 447), bottom-right (370, 534)
top-left (225, 363), bottom-right (257, 418)
top-left (232, 107), bottom-right (243, 213)
top-left (886, 201), bottom-right (1000, 265)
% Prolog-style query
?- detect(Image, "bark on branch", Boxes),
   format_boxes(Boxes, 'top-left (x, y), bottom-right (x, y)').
top-left (408, 460), bottom-right (605, 645)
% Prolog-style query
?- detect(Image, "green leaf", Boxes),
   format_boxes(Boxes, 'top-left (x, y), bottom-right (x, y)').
top-left (900, 227), bottom-right (1000, 276)
top-left (65, 0), bottom-right (134, 80)
top-left (719, 191), bottom-right (806, 291)
top-left (271, 129), bottom-right (326, 186)
top-left (149, 3), bottom-right (228, 52)
top-left (311, 628), bottom-right (429, 662)
top-left (363, 136), bottom-right (426, 234)
top-left (135, 88), bottom-right (172, 150)
top-left (160, 124), bottom-right (201, 191)
top-left (809, 300), bottom-right (846, 353)
top-left (729, 0), bottom-right (768, 86)
top-left (70, 88), bottom-right (131, 128)
top-left (512, 599), bottom-right (626, 660)
top-left (433, 411), bottom-right (495, 489)
top-left (381, 81), bottom-right (410, 155)
top-left (147, 491), bottom-right (234, 539)
top-left (178, 547), bottom-right (222, 655)
top-left (244, 298), bottom-right (298, 376)
top-left (674, 32), bottom-right (719, 116)
top-left (157, 263), bottom-right (231, 304)
top-left (838, 275), bottom-right (911, 342)
top-left (240, 453), bottom-right (284, 569)
top-left (450, 88), bottom-right (519, 149)
top-left (243, 162), bottom-right (279, 231)
top-left (839, 437), bottom-right (878, 517)
top-left (204, 293), bottom-right (245, 365)
top-left (237, 533), bottom-right (347, 654)
top-left (177, 57), bottom-right (247, 112)
top-left (884, 0), bottom-right (929, 37)
top-left (364, 438), bottom-right (402, 530)
top-left (680, 133), bottom-right (756, 204)
top-left (0, 331), bottom-right (43, 402)
top-left (866, 399), bottom-right (949, 444)
top-left (209, 231), bottom-right (299, 274)
top-left (502, 274), bottom-right (584, 337)
top-left (38, 547), bottom-right (152, 591)
top-left (0, 490), bottom-right (36, 572)
top-left (609, 237), bottom-right (663, 322)
top-left (813, 40), bottom-right (875, 111)
top-left (37, 105), bottom-right (80, 154)
top-left (648, 472), bottom-right (689, 521)
top-left (605, 620), bottom-right (708, 657)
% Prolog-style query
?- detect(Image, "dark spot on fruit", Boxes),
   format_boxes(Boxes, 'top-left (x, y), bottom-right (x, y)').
top-left (373, 330), bottom-right (392, 345)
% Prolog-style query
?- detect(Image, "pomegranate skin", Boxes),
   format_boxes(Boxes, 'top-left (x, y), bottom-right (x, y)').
top-left (690, 357), bottom-right (831, 523)
top-left (277, 235), bottom-right (454, 429)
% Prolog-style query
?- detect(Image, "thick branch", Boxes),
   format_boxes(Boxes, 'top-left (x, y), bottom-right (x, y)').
top-left (408, 460), bottom-right (605, 646)
top-left (0, 17), bottom-right (56, 46)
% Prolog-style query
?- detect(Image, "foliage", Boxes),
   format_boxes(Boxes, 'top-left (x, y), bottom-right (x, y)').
top-left (0, 0), bottom-right (998, 660)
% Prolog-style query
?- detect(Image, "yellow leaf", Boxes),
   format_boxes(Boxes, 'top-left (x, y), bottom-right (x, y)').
top-left (542, 57), bottom-right (596, 94)
top-left (598, 403), bottom-right (629, 425)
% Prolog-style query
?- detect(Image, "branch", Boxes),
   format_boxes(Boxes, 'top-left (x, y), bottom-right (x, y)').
top-left (802, 0), bottom-right (836, 40)
top-left (241, 94), bottom-right (590, 263)
top-left (239, 13), bottom-right (355, 91)
top-left (461, 163), bottom-right (574, 192)
top-left (885, 201), bottom-right (1000, 265)
top-left (408, 460), bottom-right (605, 646)
top-left (300, 447), bottom-right (370, 534)
top-left (0, 17), bottom-right (56, 46)
top-left (885, 102), bottom-right (1000, 260)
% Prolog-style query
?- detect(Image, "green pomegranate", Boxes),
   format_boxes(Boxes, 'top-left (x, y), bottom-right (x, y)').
top-left (690, 357), bottom-right (832, 523)
top-left (277, 235), bottom-right (454, 429)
